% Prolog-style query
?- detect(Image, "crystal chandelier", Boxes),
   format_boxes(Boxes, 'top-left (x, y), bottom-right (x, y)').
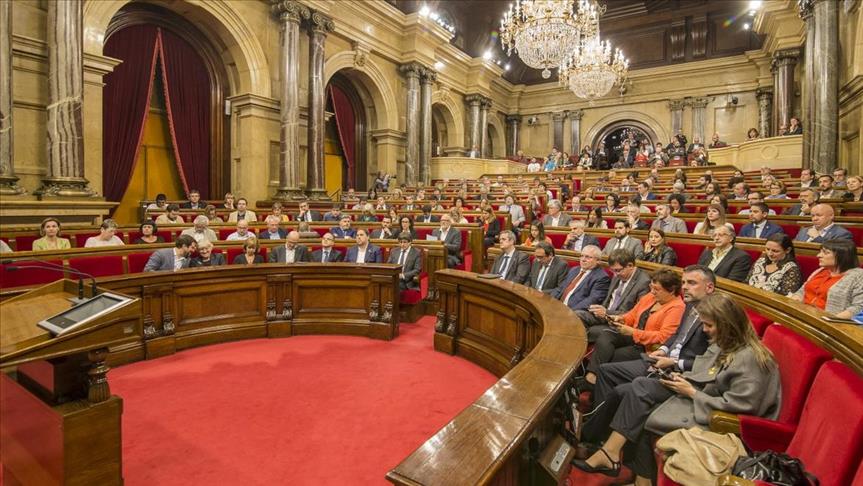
top-left (500, 0), bottom-right (600, 79)
top-left (559, 32), bottom-right (629, 100)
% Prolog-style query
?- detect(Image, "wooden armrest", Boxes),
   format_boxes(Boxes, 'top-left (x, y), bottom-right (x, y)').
top-left (717, 474), bottom-right (756, 486)
top-left (709, 411), bottom-right (741, 435)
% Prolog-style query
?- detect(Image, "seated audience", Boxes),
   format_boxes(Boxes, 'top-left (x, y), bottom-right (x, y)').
top-left (181, 215), bottom-right (218, 244)
top-left (817, 174), bottom-right (840, 199)
top-left (747, 233), bottom-right (803, 295)
top-left (766, 180), bottom-right (789, 199)
top-left (233, 237), bottom-right (263, 265)
top-left (783, 188), bottom-right (819, 216)
top-left (310, 233), bottom-right (344, 262)
top-left (842, 175), bottom-right (862, 202)
top-left (269, 231), bottom-right (310, 263)
top-left (433, 214), bottom-right (462, 268)
top-left (370, 216), bottom-right (396, 239)
top-left (144, 235), bottom-right (195, 272)
top-left (563, 219), bottom-right (599, 252)
top-left (190, 240), bottom-right (225, 267)
top-left (155, 204), bottom-right (183, 225)
top-left (649, 204), bottom-right (686, 234)
top-left (542, 199), bottom-right (572, 228)
top-left (792, 239), bottom-right (863, 319)
top-left (341, 188), bottom-right (359, 205)
top-left (133, 220), bottom-right (164, 245)
top-left (666, 194), bottom-right (687, 214)
top-left (294, 201), bottom-right (320, 222)
top-left (388, 234), bottom-right (422, 291)
top-left (587, 208), bottom-right (609, 230)
top-left (575, 293), bottom-right (780, 483)
top-left (345, 228), bottom-right (382, 263)
top-left (696, 225), bottom-right (751, 282)
top-left (296, 222), bottom-right (319, 238)
top-left (746, 127), bottom-right (760, 139)
top-left (738, 192), bottom-right (776, 215)
top-left (787, 116), bottom-right (803, 134)
top-left (85, 219), bottom-right (124, 247)
top-left (181, 189), bottom-right (204, 210)
top-left (604, 194), bottom-right (621, 214)
top-left (358, 203), bottom-right (377, 223)
top-left (489, 230), bottom-right (530, 284)
top-left (693, 204), bottom-right (734, 236)
top-left (204, 205), bottom-right (223, 223)
top-left (270, 202), bottom-right (291, 224)
top-left (146, 193), bottom-right (168, 211)
top-left (331, 215), bottom-right (357, 239)
top-left (577, 249), bottom-right (651, 329)
top-left (394, 216), bottom-right (416, 241)
top-left (401, 195), bottom-right (417, 211)
top-left (603, 219), bottom-right (643, 258)
top-left (798, 168), bottom-right (816, 189)
top-left (708, 132), bottom-right (726, 148)
top-left (228, 198), bottom-right (257, 222)
top-left (528, 242), bottom-right (569, 293)
top-left (500, 195), bottom-right (525, 231)
top-left (625, 203), bottom-right (649, 231)
top-left (226, 220), bottom-right (255, 241)
top-left (832, 168), bottom-right (848, 188)
top-left (416, 204), bottom-right (438, 224)
top-left (33, 217), bottom-right (71, 251)
top-left (641, 229), bottom-right (677, 266)
top-left (323, 203), bottom-right (343, 222)
top-left (481, 208), bottom-right (501, 248)
top-left (449, 207), bottom-right (469, 224)
top-left (551, 245), bottom-right (610, 311)
top-left (636, 182), bottom-right (656, 201)
top-left (222, 192), bottom-right (235, 210)
top-left (738, 202), bottom-right (784, 239)
top-left (523, 220), bottom-right (551, 247)
top-left (794, 203), bottom-right (854, 242)
top-left (374, 196), bottom-right (389, 212)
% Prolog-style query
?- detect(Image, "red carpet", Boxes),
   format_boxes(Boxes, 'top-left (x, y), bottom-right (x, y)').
top-left (108, 317), bottom-right (496, 485)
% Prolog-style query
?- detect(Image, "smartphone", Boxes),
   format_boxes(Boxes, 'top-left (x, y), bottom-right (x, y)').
top-left (641, 352), bottom-right (658, 364)
top-left (655, 367), bottom-right (674, 380)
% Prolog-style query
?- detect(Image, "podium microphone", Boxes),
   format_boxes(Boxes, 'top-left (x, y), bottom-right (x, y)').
top-left (2, 260), bottom-right (98, 305)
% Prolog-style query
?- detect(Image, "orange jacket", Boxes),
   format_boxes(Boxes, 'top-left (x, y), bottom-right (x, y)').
top-left (620, 293), bottom-right (685, 347)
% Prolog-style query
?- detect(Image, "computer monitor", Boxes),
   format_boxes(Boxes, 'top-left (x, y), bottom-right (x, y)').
top-left (37, 292), bottom-right (132, 336)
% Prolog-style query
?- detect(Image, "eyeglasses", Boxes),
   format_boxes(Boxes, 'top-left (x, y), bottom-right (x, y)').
top-left (323, 237), bottom-right (334, 241)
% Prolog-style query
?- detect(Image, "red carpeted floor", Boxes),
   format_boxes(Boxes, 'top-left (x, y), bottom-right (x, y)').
top-left (109, 316), bottom-right (496, 485)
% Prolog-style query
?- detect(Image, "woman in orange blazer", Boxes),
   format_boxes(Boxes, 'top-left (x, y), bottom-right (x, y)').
top-left (580, 269), bottom-right (685, 388)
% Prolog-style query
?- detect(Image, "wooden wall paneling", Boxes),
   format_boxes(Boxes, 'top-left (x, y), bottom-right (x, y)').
top-left (267, 274), bottom-right (293, 337)
top-left (433, 278), bottom-right (457, 354)
top-left (142, 283), bottom-right (175, 359)
top-left (691, 15), bottom-right (708, 58)
top-left (670, 19), bottom-right (687, 61)
top-left (457, 291), bottom-right (521, 377)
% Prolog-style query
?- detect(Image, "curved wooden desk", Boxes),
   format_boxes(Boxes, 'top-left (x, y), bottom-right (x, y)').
top-left (387, 269), bottom-right (587, 485)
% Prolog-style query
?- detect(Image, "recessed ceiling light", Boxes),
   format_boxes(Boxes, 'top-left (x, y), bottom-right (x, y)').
top-left (419, 5), bottom-right (430, 17)
top-left (483, 50), bottom-right (493, 60)
top-left (434, 61), bottom-right (445, 70)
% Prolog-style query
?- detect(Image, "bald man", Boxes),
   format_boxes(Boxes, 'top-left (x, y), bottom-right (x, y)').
top-left (794, 204), bottom-right (854, 243)
top-left (269, 230), bottom-right (311, 263)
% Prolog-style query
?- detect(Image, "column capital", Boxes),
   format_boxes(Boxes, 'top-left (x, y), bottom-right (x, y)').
top-left (568, 109), bottom-right (584, 121)
top-left (668, 99), bottom-right (687, 111)
top-left (480, 97), bottom-right (492, 110)
top-left (505, 114), bottom-right (522, 123)
top-left (689, 97), bottom-right (710, 109)
top-left (755, 86), bottom-right (774, 98)
top-left (419, 67), bottom-right (437, 84)
top-left (399, 62), bottom-right (424, 79)
top-left (271, 0), bottom-right (310, 23)
top-left (308, 10), bottom-right (334, 35)
top-left (465, 93), bottom-right (488, 106)
top-left (551, 111), bottom-right (566, 121)
top-left (771, 48), bottom-right (800, 70)
top-left (796, 0), bottom-right (815, 20)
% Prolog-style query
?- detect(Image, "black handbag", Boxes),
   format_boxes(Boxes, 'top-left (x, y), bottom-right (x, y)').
top-left (732, 450), bottom-right (819, 486)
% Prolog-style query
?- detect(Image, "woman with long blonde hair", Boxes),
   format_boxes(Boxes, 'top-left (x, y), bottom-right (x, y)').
top-left (693, 203), bottom-right (734, 236)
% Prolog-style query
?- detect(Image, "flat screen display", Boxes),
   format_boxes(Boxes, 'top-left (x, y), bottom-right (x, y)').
top-left (38, 293), bottom-right (131, 336)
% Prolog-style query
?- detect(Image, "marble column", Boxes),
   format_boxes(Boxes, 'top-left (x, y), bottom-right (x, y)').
top-left (812, 0), bottom-right (839, 173)
top-left (272, 1), bottom-right (309, 200)
top-left (37, 0), bottom-right (95, 197)
top-left (418, 67), bottom-right (435, 186)
top-left (569, 110), bottom-right (584, 155)
top-left (305, 11), bottom-right (334, 200)
top-left (505, 115), bottom-right (521, 157)
top-left (770, 48), bottom-right (799, 136)
top-left (689, 97), bottom-right (709, 143)
top-left (0, 0), bottom-right (23, 195)
top-left (668, 99), bottom-right (686, 137)
top-left (399, 62), bottom-right (422, 186)
top-left (799, 0), bottom-right (816, 168)
top-left (756, 88), bottom-right (773, 140)
top-left (479, 98), bottom-right (491, 157)
top-left (551, 112), bottom-right (565, 152)
top-left (464, 94), bottom-right (483, 156)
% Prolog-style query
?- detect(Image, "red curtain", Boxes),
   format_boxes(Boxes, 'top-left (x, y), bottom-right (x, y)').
top-left (329, 85), bottom-right (355, 186)
top-left (158, 28), bottom-right (212, 198)
top-left (102, 24), bottom-right (160, 202)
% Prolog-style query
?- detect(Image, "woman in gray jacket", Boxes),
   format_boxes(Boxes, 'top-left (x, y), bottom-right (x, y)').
top-left (574, 293), bottom-right (780, 485)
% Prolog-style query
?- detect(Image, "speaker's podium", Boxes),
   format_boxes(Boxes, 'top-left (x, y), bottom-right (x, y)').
top-left (1, 279), bottom-right (141, 486)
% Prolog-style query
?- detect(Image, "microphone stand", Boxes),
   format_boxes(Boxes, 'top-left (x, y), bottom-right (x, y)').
top-left (3, 260), bottom-right (99, 305)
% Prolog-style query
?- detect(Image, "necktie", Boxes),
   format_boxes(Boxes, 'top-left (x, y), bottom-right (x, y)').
top-left (673, 310), bottom-right (699, 349)
top-left (536, 265), bottom-right (548, 289)
top-left (609, 279), bottom-right (626, 311)
top-left (498, 255), bottom-right (511, 279)
top-left (398, 250), bottom-right (407, 266)
top-left (616, 238), bottom-right (624, 250)
top-left (560, 270), bottom-right (586, 303)
top-left (323, 250), bottom-right (329, 262)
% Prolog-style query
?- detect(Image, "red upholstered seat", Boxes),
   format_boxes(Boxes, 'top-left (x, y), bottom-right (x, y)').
top-left (745, 308), bottom-right (773, 336)
top-left (127, 230), bottom-right (173, 243)
top-left (218, 228), bottom-right (234, 240)
top-left (127, 253), bottom-right (152, 274)
top-left (400, 289), bottom-right (423, 305)
top-left (667, 241), bottom-right (703, 267)
top-left (796, 254), bottom-right (819, 279)
top-left (547, 232), bottom-right (566, 248)
top-left (737, 325), bottom-right (832, 452)
top-left (69, 255), bottom-right (125, 278)
top-left (226, 248), bottom-right (243, 263)
top-left (0, 259), bottom-right (65, 289)
top-left (847, 225), bottom-right (863, 246)
top-left (11, 234), bottom-right (39, 252)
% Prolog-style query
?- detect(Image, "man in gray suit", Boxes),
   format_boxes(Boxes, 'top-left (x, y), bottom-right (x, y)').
top-left (562, 219), bottom-right (600, 252)
top-left (649, 204), bottom-right (687, 234)
top-left (388, 234), bottom-right (422, 290)
top-left (602, 219), bottom-right (643, 258)
top-left (144, 235), bottom-right (196, 272)
top-left (576, 249), bottom-right (651, 333)
top-left (432, 214), bottom-right (462, 268)
top-left (489, 230), bottom-right (530, 284)
top-left (542, 199), bottom-right (572, 228)
top-left (269, 231), bottom-right (311, 263)
top-left (528, 242), bottom-right (569, 293)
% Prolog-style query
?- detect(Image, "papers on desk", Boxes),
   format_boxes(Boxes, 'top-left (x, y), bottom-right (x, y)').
top-left (425, 235), bottom-right (438, 241)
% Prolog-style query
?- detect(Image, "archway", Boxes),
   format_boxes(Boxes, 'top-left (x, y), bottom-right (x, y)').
top-left (431, 103), bottom-right (455, 156)
top-left (430, 92), bottom-right (464, 156)
top-left (487, 114), bottom-right (506, 158)
top-left (585, 111), bottom-right (667, 151)
top-left (326, 73), bottom-right (368, 192)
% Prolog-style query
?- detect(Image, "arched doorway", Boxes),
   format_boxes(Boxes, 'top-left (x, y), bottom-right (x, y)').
top-left (326, 72), bottom-right (369, 192)
top-left (431, 105), bottom-right (450, 157)
top-left (590, 119), bottom-right (660, 151)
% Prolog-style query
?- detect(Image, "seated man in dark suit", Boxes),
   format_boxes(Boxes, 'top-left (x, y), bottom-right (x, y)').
top-left (793, 203), bottom-right (854, 243)
top-left (295, 200), bottom-right (321, 222)
top-left (269, 231), bottom-right (311, 264)
top-left (738, 203), bottom-right (784, 239)
top-left (144, 235), bottom-right (196, 272)
top-left (562, 219), bottom-right (600, 252)
top-left (489, 230), bottom-right (530, 285)
top-left (432, 214), bottom-right (462, 268)
top-left (416, 205), bottom-right (439, 224)
top-left (388, 234), bottom-right (422, 290)
top-left (323, 203), bottom-right (343, 222)
top-left (190, 240), bottom-right (226, 267)
top-left (528, 242), bottom-right (569, 293)
top-left (310, 233), bottom-right (344, 262)
top-left (696, 225), bottom-right (751, 282)
top-left (180, 189), bottom-right (205, 210)
top-left (782, 188), bottom-right (818, 216)
top-left (345, 228), bottom-right (382, 263)
top-left (551, 245), bottom-right (611, 311)
top-left (370, 216), bottom-right (396, 239)
top-left (576, 249), bottom-right (651, 334)
top-left (331, 215), bottom-right (357, 239)
top-left (258, 215), bottom-right (288, 240)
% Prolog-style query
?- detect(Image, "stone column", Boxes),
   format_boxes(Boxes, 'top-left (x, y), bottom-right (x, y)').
top-left (756, 88), bottom-right (773, 139)
top-left (569, 110), bottom-right (584, 155)
top-left (668, 99), bottom-right (686, 137)
top-left (479, 98), bottom-right (491, 157)
top-left (770, 48), bottom-right (799, 136)
top-left (799, 0), bottom-right (816, 168)
top-left (419, 67), bottom-right (435, 186)
top-left (465, 94), bottom-right (483, 156)
top-left (0, 0), bottom-right (23, 195)
top-left (505, 115), bottom-right (521, 157)
top-left (811, 0), bottom-right (838, 173)
top-left (689, 97), bottom-right (709, 143)
top-left (551, 112), bottom-right (565, 152)
top-left (399, 62), bottom-right (422, 186)
top-left (272, 1), bottom-right (309, 200)
top-left (37, 0), bottom-right (95, 197)
top-left (305, 11), bottom-right (334, 200)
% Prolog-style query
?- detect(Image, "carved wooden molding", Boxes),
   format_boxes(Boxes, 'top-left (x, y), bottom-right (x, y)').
top-left (434, 310), bottom-right (446, 332)
top-left (87, 348), bottom-right (111, 403)
top-left (369, 299), bottom-right (380, 321)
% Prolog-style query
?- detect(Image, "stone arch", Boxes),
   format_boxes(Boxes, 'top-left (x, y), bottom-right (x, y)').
top-left (584, 111), bottom-right (668, 150)
top-left (83, 0), bottom-right (270, 96)
top-left (487, 112), bottom-right (507, 158)
top-left (431, 90), bottom-right (465, 151)
top-left (323, 52), bottom-right (399, 131)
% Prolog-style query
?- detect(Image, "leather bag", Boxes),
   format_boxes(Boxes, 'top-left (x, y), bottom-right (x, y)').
top-left (655, 427), bottom-right (747, 486)
top-left (732, 451), bottom-right (819, 486)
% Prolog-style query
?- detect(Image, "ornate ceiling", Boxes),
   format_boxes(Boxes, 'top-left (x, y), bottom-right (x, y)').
top-left (388, 0), bottom-right (763, 85)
